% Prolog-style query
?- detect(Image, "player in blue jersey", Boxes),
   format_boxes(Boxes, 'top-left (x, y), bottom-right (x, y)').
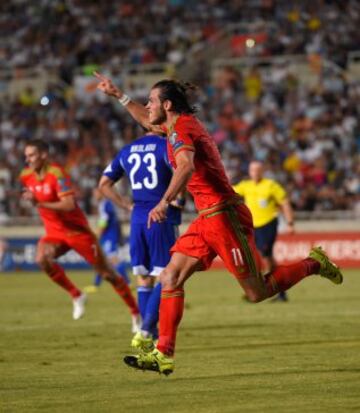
top-left (85, 188), bottom-right (131, 294)
top-left (98, 132), bottom-right (183, 351)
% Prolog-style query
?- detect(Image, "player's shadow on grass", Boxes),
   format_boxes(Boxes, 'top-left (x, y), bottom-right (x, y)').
top-left (169, 366), bottom-right (360, 382)
top-left (182, 322), bottom-right (272, 332)
top-left (181, 337), bottom-right (360, 352)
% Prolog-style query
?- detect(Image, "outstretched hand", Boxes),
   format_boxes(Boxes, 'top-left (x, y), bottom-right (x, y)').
top-left (94, 71), bottom-right (122, 99)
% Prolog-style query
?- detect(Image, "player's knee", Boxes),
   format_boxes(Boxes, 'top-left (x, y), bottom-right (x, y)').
top-left (159, 268), bottom-right (180, 289)
top-left (245, 290), bottom-right (266, 303)
top-left (94, 260), bottom-right (114, 281)
top-left (137, 275), bottom-right (153, 287)
top-left (108, 256), bottom-right (118, 267)
top-left (246, 294), bottom-right (262, 303)
top-left (35, 254), bottom-right (51, 269)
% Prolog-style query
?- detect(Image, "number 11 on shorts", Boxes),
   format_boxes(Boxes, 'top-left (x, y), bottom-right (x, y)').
top-left (231, 248), bottom-right (243, 266)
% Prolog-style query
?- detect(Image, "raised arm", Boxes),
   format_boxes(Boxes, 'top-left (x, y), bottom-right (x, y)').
top-left (94, 72), bottom-right (162, 134)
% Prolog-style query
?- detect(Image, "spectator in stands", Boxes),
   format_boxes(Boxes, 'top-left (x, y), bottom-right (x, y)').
top-left (0, 0), bottom-right (359, 219)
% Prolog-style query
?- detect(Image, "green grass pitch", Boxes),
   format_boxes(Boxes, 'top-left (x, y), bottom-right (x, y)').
top-left (1, 269), bottom-right (359, 412)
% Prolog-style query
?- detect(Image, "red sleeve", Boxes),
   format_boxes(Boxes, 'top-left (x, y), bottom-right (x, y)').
top-left (170, 118), bottom-right (196, 157)
top-left (53, 170), bottom-right (74, 198)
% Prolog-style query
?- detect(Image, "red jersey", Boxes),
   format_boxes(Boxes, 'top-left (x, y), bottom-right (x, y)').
top-left (19, 163), bottom-right (90, 237)
top-left (165, 114), bottom-right (236, 212)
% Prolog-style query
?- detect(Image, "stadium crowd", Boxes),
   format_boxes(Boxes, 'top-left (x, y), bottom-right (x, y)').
top-left (0, 0), bottom-right (359, 220)
top-left (1, 0), bottom-right (359, 75)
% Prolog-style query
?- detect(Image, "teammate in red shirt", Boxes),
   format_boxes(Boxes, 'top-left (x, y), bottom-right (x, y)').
top-left (20, 139), bottom-right (140, 328)
top-left (95, 73), bottom-right (343, 375)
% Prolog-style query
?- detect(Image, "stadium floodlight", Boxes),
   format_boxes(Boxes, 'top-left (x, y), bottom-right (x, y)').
top-left (40, 96), bottom-right (50, 106)
top-left (246, 38), bottom-right (255, 48)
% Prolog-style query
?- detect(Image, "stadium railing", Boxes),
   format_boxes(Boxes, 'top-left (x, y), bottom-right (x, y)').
top-left (0, 67), bottom-right (59, 103)
top-left (348, 51), bottom-right (360, 80)
top-left (211, 54), bottom-right (345, 86)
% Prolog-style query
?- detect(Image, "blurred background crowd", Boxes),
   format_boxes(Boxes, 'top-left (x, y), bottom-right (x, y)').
top-left (0, 0), bottom-right (359, 220)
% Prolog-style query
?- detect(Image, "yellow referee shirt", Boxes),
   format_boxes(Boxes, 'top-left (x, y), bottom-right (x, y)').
top-left (233, 178), bottom-right (287, 228)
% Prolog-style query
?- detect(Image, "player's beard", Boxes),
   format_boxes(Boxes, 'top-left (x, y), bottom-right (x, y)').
top-left (150, 106), bottom-right (167, 125)
top-left (29, 160), bottom-right (41, 171)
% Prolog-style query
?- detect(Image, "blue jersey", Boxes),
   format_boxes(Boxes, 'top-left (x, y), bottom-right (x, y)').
top-left (98, 199), bottom-right (122, 246)
top-left (103, 134), bottom-right (181, 225)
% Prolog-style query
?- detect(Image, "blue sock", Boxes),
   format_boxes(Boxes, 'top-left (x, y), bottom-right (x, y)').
top-left (278, 291), bottom-right (288, 300)
top-left (94, 274), bottom-right (103, 287)
top-left (142, 283), bottom-right (161, 337)
top-left (137, 286), bottom-right (153, 320)
top-left (116, 262), bottom-right (130, 284)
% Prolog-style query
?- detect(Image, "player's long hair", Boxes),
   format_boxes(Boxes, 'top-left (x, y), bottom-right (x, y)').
top-left (25, 139), bottom-right (49, 153)
top-left (152, 79), bottom-right (197, 114)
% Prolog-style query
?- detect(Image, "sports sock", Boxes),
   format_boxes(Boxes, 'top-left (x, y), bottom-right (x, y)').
top-left (111, 276), bottom-right (139, 315)
top-left (142, 282), bottom-right (161, 336)
top-left (137, 286), bottom-right (153, 320)
top-left (94, 274), bottom-right (103, 287)
top-left (149, 325), bottom-right (159, 340)
top-left (265, 258), bottom-right (320, 297)
top-left (47, 263), bottom-right (81, 298)
top-left (156, 288), bottom-right (184, 357)
top-left (277, 291), bottom-right (287, 300)
top-left (116, 262), bottom-right (130, 284)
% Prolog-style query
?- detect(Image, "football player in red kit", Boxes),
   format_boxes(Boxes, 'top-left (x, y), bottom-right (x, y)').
top-left (95, 73), bottom-right (343, 375)
top-left (20, 139), bottom-right (140, 330)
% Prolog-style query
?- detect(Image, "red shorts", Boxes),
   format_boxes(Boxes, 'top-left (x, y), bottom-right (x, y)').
top-left (171, 203), bottom-right (261, 280)
top-left (40, 230), bottom-right (101, 266)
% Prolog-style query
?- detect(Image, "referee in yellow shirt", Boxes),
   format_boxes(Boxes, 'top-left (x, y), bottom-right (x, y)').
top-left (233, 161), bottom-right (295, 302)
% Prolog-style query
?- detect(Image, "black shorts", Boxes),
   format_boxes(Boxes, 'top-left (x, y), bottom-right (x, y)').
top-left (254, 218), bottom-right (278, 257)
